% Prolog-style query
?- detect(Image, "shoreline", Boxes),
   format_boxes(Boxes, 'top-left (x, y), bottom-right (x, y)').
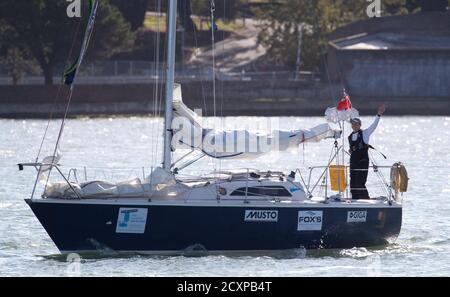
top-left (1, 83), bottom-right (449, 118)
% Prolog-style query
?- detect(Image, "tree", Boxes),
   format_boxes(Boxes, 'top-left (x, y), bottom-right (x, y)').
top-left (110, 0), bottom-right (149, 30)
top-left (255, 0), bottom-right (367, 71)
top-left (0, 0), bottom-right (135, 85)
top-left (179, 0), bottom-right (197, 32)
top-left (1, 47), bottom-right (38, 85)
top-left (192, 0), bottom-right (244, 20)
top-left (0, 22), bottom-right (38, 85)
top-left (255, 0), bottom-right (448, 71)
top-left (385, 0), bottom-right (449, 14)
top-left (175, 1), bottom-right (245, 33)
top-left (419, 0), bottom-right (448, 11)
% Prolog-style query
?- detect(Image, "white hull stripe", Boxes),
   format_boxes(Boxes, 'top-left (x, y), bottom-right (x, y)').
top-left (28, 198), bottom-right (402, 209)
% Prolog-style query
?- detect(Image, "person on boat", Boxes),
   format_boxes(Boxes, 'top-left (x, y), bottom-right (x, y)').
top-left (348, 104), bottom-right (385, 199)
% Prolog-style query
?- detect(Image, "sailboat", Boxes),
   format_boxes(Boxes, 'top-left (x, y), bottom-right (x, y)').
top-left (19, 0), bottom-right (404, 255)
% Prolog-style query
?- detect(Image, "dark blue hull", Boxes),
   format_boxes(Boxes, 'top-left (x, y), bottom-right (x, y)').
top-left (26, 199), bottom-right (402, 254)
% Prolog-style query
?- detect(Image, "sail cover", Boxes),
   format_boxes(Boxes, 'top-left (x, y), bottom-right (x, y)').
top-left (172, 84), bottom-right (341, 159)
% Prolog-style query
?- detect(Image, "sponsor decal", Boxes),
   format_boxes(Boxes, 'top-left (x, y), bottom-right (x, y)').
top-left (347, 210), bottom-right (367, 223)
top-left (116, 208), bottom-right (148, 234)
top-left (297, 210), bottom-right (323, 231)
top-left (244, 210), bottom-right (278, 222)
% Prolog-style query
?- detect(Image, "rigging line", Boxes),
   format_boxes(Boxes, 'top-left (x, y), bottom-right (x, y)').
top-left (45, 0), bottom-right (99, 191)
top-left (43, 88), bottom-right (74, 195)
top-left (210, 0), bottom-right (217, 119)
top-left (333, 7), bottom-right (348, 91)
top-left (342, 119), bottom-right (345, 164)
top-left (150, 0), bottom-right (162, 168)
top-left (218, 0), bottom-right (226, 175)
top-left (220, 0), bottom-right (225, 119)
top-left (158, 0), bottom-right (166, 167)
top-left (335, 58), bottom-right (347, 94)
top-left (312, 5), bottom-right (338, 104)
top-left (156, 5), bottom-right (168, 166)
top-left (313, 140), bottom-right (336, 196)
top-left (210, 0), bottom-right (220, 184)
top-left (192, 21), bottom-right (208, 117)
top-left (220, 0), bottom-right (227, 174)
top-left (35, 17), bottom-right (83, 163)
top-left (35, 85), bottom-right (62, 163)
top-left (369, 150), bottom-right (390, 193)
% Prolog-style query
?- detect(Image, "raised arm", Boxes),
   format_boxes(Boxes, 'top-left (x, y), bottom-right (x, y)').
top-left (363, 104), bottom-right (385, 143)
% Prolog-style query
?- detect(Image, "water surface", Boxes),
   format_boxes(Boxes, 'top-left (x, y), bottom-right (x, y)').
top-left (0, 116), bottom-right (449, 276)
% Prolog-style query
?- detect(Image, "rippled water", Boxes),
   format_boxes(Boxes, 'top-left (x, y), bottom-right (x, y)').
top-left (0, 116), bottom-right (449, 276)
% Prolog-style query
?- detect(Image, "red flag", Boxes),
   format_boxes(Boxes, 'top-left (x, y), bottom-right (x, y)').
top-left (336, 91), bottom-right (352, 111)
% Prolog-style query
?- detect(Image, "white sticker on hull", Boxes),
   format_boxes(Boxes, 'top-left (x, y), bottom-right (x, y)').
top-left (244, 210), bottom-right (278, 222)
top-left (347, 211), bottom-right (367, 223)
top-left (297, 211), bottom-right (323, 231)
top-left (116, 208), bottom-right (148, 234)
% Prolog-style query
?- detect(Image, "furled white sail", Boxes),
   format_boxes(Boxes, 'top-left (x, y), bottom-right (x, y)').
top-left (172, 84), bottom-right (341, 159)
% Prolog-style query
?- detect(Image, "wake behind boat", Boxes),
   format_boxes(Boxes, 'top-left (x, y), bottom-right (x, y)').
top-left (19, 0), bottom-right (407, 255)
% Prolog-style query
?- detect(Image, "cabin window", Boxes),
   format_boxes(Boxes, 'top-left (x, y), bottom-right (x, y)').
top-left (230, 186), bottom-right (292, 197)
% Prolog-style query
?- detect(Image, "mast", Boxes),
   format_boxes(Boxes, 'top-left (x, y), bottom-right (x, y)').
top-left (163, 0), bottom-right (177, 170)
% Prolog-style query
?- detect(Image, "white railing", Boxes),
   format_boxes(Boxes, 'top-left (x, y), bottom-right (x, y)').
top-left (305, 165), bottom-right (395, 202)
top-left (19, 162), bottom-right (395, 202)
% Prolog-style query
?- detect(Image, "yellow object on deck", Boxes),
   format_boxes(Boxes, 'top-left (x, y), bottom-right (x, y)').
top-left (329, 165), bottom-right (347, 192)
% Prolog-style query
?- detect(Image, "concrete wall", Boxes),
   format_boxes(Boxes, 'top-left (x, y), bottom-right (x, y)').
top-left (0, 80), bottom-right (448, 118)
top-left (0, 81), bottom-right (339, 117)
top-left (335, 50), bottom-right (450, 98)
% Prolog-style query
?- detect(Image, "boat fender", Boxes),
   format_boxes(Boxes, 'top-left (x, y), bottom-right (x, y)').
top-left (390, 162), bottom-right (409, 193)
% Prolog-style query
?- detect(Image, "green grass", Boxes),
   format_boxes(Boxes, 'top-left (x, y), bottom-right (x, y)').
top-left (144, 14), bottom-right (244, 33)
top-left (144, 14), bottom-right (166, 32)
